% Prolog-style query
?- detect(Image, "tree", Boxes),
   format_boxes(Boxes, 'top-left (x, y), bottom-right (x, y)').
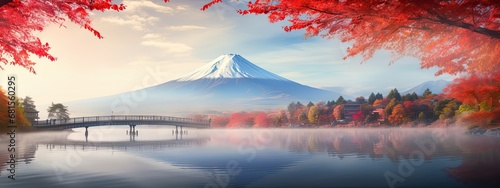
top-left (22, 96), bottom-right (36, 110)
top-left (418, 112), bottom-right (427, 123)
top-left (368, 92), bottom-right (376, 105)
top-left (444, 72), bottom-right (500, 126)
top-left (205, 0), bottom-right (500, 76)
top-left (333, 104), bottom-right (344, 120)
top-left (0, 87), bottom-right (30, 127)
top-left (254, 112), bottom-right (272, 128)
top-left (372, 99), bottom-right (383, 107)
top-left (375, 93), bottom-right (384, 100)
top-left (307, 105), bottom-right (319, 124)
top-left (422, 88), bottom-right (433, 98)
top-left (211, 116), bottom-right (229, 128)
top-left (22, 96), bottom-right (37, 123)
top-left (14, 98), bottom-right (30, 126)
top-left (47, 102), bottom-right (70, 120)
top-left (0, 0), bottom-right (125, 73)
top-left (336, 96), bottom-right (347, 104)
top-left (387, 88), bottom-right (402, 101)
top-left (352, 110), bottom-right (365, 123)
top-left (389, 104), bottom-right (409, 125)
top-left (411, 92), bottom-right (419, 101)
top-left (306, 101), bottom-right (314, 108)
top-left (385, 98), bottom-right (399, 116)
top-left (273, 109), bottom-right (288, 127)
top-left (227, 111), bottom-right (255, 128)
top-left (355, 96), bottom-right (367, 104)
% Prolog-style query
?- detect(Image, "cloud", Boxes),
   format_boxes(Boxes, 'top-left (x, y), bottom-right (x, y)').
top-left (124, 0), bottom-right (174, 14)
top-left (166, 25), bottom-right (207, 31)
top-left (142, 33), bottom-right (162, 39)
top-left (141, 39), bottom-right (193, 54)
top-left (176, 5), bottom-right (188, 10)
top-left (101, 15), bottom-right (159, 31)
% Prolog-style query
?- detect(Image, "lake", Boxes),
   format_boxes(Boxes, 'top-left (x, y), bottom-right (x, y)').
top-left (1, 127), bottom-right (499, 188)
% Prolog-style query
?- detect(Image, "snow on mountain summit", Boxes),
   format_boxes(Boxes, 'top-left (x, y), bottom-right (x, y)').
top-left (176, 54), bottom-right (290, 81)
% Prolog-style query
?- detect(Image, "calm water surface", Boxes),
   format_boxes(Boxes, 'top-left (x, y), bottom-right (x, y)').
top-left (1, 127), bottom-right (499, 188)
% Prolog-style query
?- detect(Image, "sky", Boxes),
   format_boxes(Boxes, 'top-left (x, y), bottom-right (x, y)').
top-left (1, 0), bottom-right (456, 108)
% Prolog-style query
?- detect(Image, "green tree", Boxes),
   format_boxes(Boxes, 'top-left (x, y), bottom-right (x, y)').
top-left (355, 96), bottom-right (367, 104)
top-left (456, 104), bottom-right (474, 115)
top-left (308, 106), bottom-right (319, 124)
top-left (368, 92), bottom-right (376, 105)
top-left (47, 103), bottom-right (70, 120)
top-left (336, 96), bottom-right (347, 104)
top-left (411, 92), bottom-right (419, 101)
top-left (418, 112), bottom-right (427, 122)
top-left (375, 93), bottom-right (384, 100)
top-left (422, 88), bottom-right (432, 98)
top-left (306, 101), bottom-right (314, 108)
top-left (326, 100), bottom-right (336, 107)
top-left (385, 98), bottom-right (399, 116)
top-left (22, 96), bottom-right (37, 123)
top-left (387, 88), bottom-right (402, 101)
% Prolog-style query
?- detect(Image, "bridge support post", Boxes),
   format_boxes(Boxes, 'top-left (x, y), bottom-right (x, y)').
top-left (130, 125), bottom-right (136, 133)
top-left (175, 126), bottom-right (178, 134)
top-left (85, 127), bottom-right (89, 143)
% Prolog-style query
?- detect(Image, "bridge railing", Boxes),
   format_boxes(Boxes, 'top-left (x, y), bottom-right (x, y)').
top-left (33, 115), bottom-right (210, 126)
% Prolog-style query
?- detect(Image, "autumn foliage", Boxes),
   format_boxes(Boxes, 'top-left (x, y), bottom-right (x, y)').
top-left (205, 0), bottom-right (500, 76)
top-left (445, 71), bottom-right (500, 126)
top-left (0, 86), bottom-right (30, 129)
top-left (0, 0), bottom-right (126, 73)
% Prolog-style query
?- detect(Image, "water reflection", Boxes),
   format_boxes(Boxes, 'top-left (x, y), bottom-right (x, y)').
top-left (0, 127), bottom-right (499, 187)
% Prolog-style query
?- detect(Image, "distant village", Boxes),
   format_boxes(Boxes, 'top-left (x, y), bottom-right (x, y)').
top-left (203, 88), bottom-right (487, 128)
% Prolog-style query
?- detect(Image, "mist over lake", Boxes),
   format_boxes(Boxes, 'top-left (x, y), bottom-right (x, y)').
top-left (1, 127), bottom-right (498, 188)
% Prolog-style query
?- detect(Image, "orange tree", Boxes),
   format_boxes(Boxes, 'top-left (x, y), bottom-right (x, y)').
top-left (204, 0), bottom-right (499, 126)
top-left (204, 0), bottom-right (499, 76)
top-left (445, 71), bottom-right (500, 126)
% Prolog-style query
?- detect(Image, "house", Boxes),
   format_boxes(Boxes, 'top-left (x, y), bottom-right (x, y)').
top-left (24, 108), bottom-right (39, 125)
top-left (344, 103), bottom-right (361, 120)
top-left (372, 104), bottom-right (386, 123)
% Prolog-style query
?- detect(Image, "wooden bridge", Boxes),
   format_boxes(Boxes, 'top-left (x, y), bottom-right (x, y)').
top-left (33, 115), bottom-right (211, 132)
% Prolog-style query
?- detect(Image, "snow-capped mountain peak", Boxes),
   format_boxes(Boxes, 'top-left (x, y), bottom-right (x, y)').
top-left (176, 54), bottom-right (290, 81)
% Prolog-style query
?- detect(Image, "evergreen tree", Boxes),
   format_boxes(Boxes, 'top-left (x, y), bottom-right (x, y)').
top-left (368, 92), bottom-right (376, 105)
top-left (336, 96), bottom-right (347, 104)
top-left (22, 96), bottom-right (37, 123)
top-left (355, 96), bottom-right (367, 104)
top-left (47, 103), bottom-right (70, 120)
top-left (422, 88), bottom-right (432, 98)
top-left (411, 92), bottom-right (419, 101)
top-left (306, 101), bottom-right (315, 108)
top-left (375, 93), bottom-right (383, 100)
top-left (287, 102), bottom-right (298, 118)
top-left (387, 88), bottom-right (402, 101)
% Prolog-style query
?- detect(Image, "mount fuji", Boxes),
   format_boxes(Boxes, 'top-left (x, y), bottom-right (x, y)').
top-left (68, 54), bottom-right (341, 115)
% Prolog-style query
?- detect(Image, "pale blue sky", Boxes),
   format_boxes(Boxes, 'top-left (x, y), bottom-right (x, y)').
top-left (1, 0), bottom-right (455, 106)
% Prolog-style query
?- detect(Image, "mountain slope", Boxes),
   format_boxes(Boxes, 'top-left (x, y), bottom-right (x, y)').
top-left (176, 54), bottom-right (289, 81)
top-left (66, 54), bottom-right (341, 116)
top-left (402, 80), bottom-right (452, 95)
